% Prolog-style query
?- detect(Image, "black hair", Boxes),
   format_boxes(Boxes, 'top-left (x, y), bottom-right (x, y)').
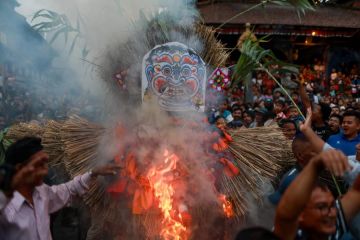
top-left (5, 137), bottom-right (43, 167)
top-left (243, 110), bottom-right (255, 120)
top-left (232, 104), bottom-right (241, 111)
top-left (329, 114), bottom-right (343, 124)
top-left (275, 99), bottom-right (286, 107)
top-left (291, 133), bottom-right (309, 154)
top-left (343, 110), bottom-right (360, 121)
top-left (279, 119), bottom-right (297, 129)
top-left (314, 179), bottom-right (330, 192)
top-left (235, 227), bottom-right (280, 240)
top-left (316, 103), bottom-right (332, 122)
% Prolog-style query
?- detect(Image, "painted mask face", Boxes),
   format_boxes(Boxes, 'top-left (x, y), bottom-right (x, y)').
top-left (142, 42), bottom-right (206, 111)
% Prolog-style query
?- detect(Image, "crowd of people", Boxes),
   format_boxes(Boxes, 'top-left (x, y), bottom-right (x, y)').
top-left (1, 59), bottom-right (360, 240)
top-left (206, 61), bottom-right (360, 239)
top-left (0, 69), bottom-right (102, 130)
top-left (207, 62), bottom-right (360, 142)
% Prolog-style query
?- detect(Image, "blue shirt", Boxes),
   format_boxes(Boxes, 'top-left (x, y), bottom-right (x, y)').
top-left (268, 166), bottom-right (300, 205)
top-left (327, 133), bottom-right (360, 156)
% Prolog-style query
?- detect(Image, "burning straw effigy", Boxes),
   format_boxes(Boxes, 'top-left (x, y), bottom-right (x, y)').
top-left (2, 6), bottom-right (296, 240)
top-left (4, 116), bottom-right (294, 239)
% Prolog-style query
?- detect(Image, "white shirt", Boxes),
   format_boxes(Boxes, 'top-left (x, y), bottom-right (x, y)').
top-left (323, 143), bottom-right (360, 185)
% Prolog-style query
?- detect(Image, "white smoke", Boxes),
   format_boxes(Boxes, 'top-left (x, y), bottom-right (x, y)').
top-left (13, 1), bottom-right (276, 239)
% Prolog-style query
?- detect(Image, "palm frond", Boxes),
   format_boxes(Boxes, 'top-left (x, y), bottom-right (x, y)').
top-left (31, 9), bottom-right (86, 55)
top-left (232, 36), bottom-right (298, 88)
top-left (272, 0), bottom-right (315, 17)
top-left (216, 0), bottom-right (315, 30)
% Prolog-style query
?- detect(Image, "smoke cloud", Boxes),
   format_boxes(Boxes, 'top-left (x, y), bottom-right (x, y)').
top-left (9, 0), bottom-right (276, 239)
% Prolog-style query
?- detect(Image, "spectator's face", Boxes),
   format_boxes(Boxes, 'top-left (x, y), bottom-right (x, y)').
top-left (328, 117), bottom-right (340, 133)
top-left (299, 187), bottom-right (337, 236)
top-left (243, 113), bottom-right (253, 125)
top-left (288, 108), bottom-right (299, 118)
top-left (18, 151), bottom-right (49, 187)
top-left (293, 142), bottom-right (316, 167)
top-left (331, 107), bottom-right (340, 115)
top-left (342, 116), bottom-right (360, 138)
top-left (255, 113), bottom-right (264, 123)
top-left (219, 102), bottom-right (228, 112)
top-left (291, 94), bottom-right (299, 102)
top-left (273, 92), bottom-right (281, 99)
top-left (323, 97), bottom-right (330, 105)
top-left (274, 103), bottom-right (284, 114)
top-left (232, 109), bottom-right (242, 120)
top-left (282, 123), bottom-right (296, 140)
top-left (216, 118), bottom-right (226, 130)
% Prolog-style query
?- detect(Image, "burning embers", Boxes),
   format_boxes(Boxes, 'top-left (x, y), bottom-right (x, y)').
top-left (147, 149), bottom-right (188, 240)
top-left (219, 194), bottom-right (234, 219)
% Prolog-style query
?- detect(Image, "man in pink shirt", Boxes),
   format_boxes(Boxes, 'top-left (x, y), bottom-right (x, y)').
top-left (0, 137), bottom-right (120, 240)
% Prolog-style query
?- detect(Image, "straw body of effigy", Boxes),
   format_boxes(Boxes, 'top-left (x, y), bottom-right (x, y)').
top-left (195, 24), bottom-right (229, 68)
top-left (42, 120), bottom-right (65, 167)
top-left (4, 119), bottom-right (295, 237)
top-left (5, 116), bottom-right (107, 209)
top-left (6, 122), bottom-right (45, 141)
top-left (222, 126), bottom-right (295, 220)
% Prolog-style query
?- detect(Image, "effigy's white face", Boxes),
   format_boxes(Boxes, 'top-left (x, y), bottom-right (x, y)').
top-left (142, 42), bottom-right (206, 111)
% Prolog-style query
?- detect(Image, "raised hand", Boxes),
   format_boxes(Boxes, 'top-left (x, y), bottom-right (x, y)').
top-left (314, 149), bottom-right (350, 177)
top-left (299, 107), bottom-right (312, 133)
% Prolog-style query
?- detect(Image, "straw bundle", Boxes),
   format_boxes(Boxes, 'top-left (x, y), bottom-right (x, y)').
top-left (61, 115), bottom-right (105, 177)
top-left (60, 115), bottom-right (106, 208)
top-left (195, 24), bottom-right (230, 68)
top-left (222, 126), bottom-right (295, 219)
top-left (42, 120), bottom-right (65, 167)
top-left (6, 122), bottom-right (44, 141)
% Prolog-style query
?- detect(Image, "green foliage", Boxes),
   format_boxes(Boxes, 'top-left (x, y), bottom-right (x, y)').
top-left (232, 36), bottom-right (298, 87)
top-left (271, 0), bottom-right (315, 18)
top-left (31, 9), bottom-right (86, 55)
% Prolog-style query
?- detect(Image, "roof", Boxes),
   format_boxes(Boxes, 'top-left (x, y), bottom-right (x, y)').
top-left (198, 2), bottom-right (360, 29)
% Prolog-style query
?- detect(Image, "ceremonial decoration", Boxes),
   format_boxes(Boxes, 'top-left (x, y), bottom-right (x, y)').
top-left (142, 42), bottom-right (206, 112)
top-left (208, 67), bottom-right (231, 92)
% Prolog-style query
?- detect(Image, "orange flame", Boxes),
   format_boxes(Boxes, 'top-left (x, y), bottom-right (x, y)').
top-left (147, 149), bottom-right (188, 240)
top-left (219, 194), bottom-right (234, 218)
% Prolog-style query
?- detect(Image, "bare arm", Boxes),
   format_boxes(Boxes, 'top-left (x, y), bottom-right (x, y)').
top-left (300, 108), bottom-right (325, 153)
top-left (47, 163), bottom-right (121, 213)
top-left (274, 150), bottom-right (349, 240)
top-left (299, 78), bottom-right (311, 110)
top-left (274, 155), bottom-right (322, 240)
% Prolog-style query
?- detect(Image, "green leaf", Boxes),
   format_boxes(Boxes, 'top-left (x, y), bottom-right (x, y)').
top-left (31, 9), bottom-right (48, 22)
top-left (69, 34), bottom-right (80, 55)
top-left (49, 26), bottom-right (73, 44)
top-left (272, 0), bottom-right (315, 17)
top-left (32, 22), bottom-right (60, 32)
top-left (232, 35), bottom-right (299, 89)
